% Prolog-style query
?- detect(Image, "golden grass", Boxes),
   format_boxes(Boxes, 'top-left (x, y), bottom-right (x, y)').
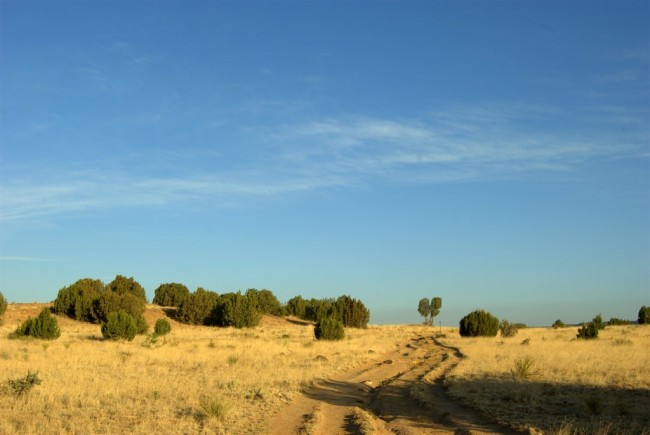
top-left (0, 304), bottom-right (421, 434)
top-left (2, 304), bottom-right (649, 434)
top-left (437, 325), bottom-right (650, 433)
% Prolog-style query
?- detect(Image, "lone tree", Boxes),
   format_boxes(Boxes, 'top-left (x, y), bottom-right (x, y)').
top-left (418, 297), bottom-right (442, 326)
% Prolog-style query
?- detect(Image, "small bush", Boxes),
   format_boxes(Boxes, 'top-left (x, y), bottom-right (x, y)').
top-left (459, 309), bottom-right (499, 337)
top-left (511, 357), bottom-right (537, 381)
top-left (2, 371), bottom-right (41, 396)
top-left (552, 319), bottom-right (565, 328)
top-left (13, 308), bottom-right (61, 340)
top-left (592, 313), bottom-right (605, 331)
top-left (499, 320), bottom-right (519, 337)
top-left (314, 317), bottom-right (344, 340)
top-left (101, 310), bottom-right (137, 341)
top-left (0, 291), bottom-right (8, 322)
top-left (199, 395), bottom-right (229, 420)
top-left (134, 315), bottom-right (148, 335)
top-left (577, 322), bottom-right (598, 339)
top-left (154, 318), bottom-right (172, 336)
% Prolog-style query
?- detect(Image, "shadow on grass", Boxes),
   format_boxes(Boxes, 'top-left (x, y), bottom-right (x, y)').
top-left (447, 376), bottom-right (650, 433)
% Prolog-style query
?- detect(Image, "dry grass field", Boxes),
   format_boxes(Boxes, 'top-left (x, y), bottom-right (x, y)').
top-left (437, 325), bottom-right (650, 433)
top-left (1, 303), bottom-right (649, 434)
top-left (0, 304), bottom-right (423, 434)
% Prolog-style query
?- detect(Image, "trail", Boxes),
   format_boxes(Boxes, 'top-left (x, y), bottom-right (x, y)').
top-left (264, 335), bottom-right (521, 435)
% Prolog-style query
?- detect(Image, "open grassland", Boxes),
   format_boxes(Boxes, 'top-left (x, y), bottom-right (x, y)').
top-left (437, 325), bottom-right (650, 433)
top-left (1, 304), bottom-right (649, 434)
top-left (0, 304), bottom-right (424, 434)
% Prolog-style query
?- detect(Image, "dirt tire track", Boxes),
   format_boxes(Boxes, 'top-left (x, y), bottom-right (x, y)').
top-left (264, 335), bottom-right (522, 434)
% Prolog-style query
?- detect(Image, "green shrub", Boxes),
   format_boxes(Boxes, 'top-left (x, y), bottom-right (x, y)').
top-left (3, 371), bottom-right (41, 396)
top-left (106, 275), bottom-right (147, 303)
top-left (52, 278), bottom-right (104, 322)
top-left (334, 295), bottom-right (370, 328)
top-left (304, 298), bottom-right (335, 323)
top-left (608, 317), bottom-right (631, 326)
top-left (459, 309), bottom-right (499, 337)
top-left (286, 295), bottom-right (307, 319)
top-left (101, 310), bottom-right (137, 341)
top-left (314, 317), bottom-right (344, 340)
top-left (13, 308), bottom-right (61, 340)
top-left (638, 306), bottom-right (650, 324)
top-left (177, 288), bottom-right (220, 325)
top-left (0, 291), bottom-right (7, 322)
top-left (576, 321), bottom-right (599, 339)
top-left (135, 315), bottom-right (148, 335)
top-left (94, 291), bottom-right (145, 323)
top-left (592, 313), bottom-right (605, 331)
top-left (245, 289), bottom-right (282, 315)
top-left (499, 319), bottom-right (519, 337)
top-left (152, 283), bottom-right (190, 307)
top-left (154, 318), bottom-right (172, 336)
top-left (552, 319), bottom-right (565, 328)
top-left (212, 292), bottom-right (261, 328)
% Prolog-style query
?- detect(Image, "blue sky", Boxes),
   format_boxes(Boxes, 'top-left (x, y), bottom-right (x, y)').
top-left (1, 1), bottom-right (648, 326)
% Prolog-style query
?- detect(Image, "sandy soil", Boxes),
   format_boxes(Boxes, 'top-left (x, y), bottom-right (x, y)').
top-left (264, 334), bottom-right (522, 435)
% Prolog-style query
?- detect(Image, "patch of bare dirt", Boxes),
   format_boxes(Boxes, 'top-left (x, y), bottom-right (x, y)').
top-left (264, 335), bottom-right (523, 435)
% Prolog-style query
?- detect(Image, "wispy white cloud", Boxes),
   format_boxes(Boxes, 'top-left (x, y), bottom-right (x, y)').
top-left (1, 103), bottom-right (646, 222)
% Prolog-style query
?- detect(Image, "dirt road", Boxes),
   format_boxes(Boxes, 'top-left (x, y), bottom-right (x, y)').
top-left (264, 334), bottom-right (521, 435)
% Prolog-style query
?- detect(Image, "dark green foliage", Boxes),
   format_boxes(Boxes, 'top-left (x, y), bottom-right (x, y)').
top-left (245, 289), bottom-right (282, 315)
top-left (592, 313), bottom-right (605, 331)
top-left (52, 278), bottom-right (104, 322)
top-left (3, 371), bottom-right (41, 396)
top-left (430, 297), bottom-right (442, 323)
top-left (211, 292), bottom-right (261, 328)
top-left (608, 317), bottom-right (631, 326)
top-left (303, 298), bottom-right (335, 323)
top-left (417, 298), bottom-right (430, 324)
top-left (577, 314), bottom-right (605, 339)
top-left (638, 306), bottom-right (650, 324)
top-left (334, 295), bottom-right (370, 328)
top-left (13, 308), bottom-right (61, 340)
top-left (418, 297), bottom-right (442, 326)
top-left (106, 275), bottom-right (147, 303)
top-left (154, 318), bottom-right (172, 335)
top-left (552, 319), bottom-right (565, 328)
top-left (101, 310), bottom-right (137, 341)
top-left (286, 296), bottom-right (306, 319)
top-left (459, 309), bottom-right (500, 337)
top-left (135, 315), bottom-right (148, 335)
top-left (499, 319), bottom-right (519, 337)
top-left (0, 291), bottom-right (7, 322)
top-left (94, 291), bottom-right (145, 323)
top-left (177, 288), bottom-right (220, 325)
top-left (314, 317), bottom-right (344, 341)
top-left (577, 322), bottom-right (599, 339)
top-left (153, 283), bottom-right (190, 307)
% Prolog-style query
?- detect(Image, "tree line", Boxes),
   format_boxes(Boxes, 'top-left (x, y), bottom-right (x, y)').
top-left (0, 276), bottom-right (370, 341)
